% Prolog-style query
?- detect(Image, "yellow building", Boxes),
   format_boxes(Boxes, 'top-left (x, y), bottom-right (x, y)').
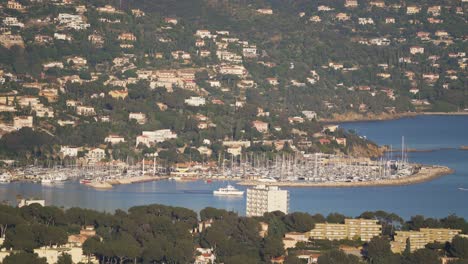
top-left (309, 219), bottom-right (381, 242)
top-left (391, 228), bottom-right (462, 253)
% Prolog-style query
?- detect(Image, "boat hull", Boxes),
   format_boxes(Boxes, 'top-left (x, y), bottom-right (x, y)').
top-left (213, 191), bottom-right (244, 196)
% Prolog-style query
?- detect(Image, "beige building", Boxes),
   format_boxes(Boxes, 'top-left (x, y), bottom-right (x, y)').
top-left (391, 228), bottom-right (462, 253)
top-left (309, 219), bottom-right (381, 242)
top-left (13, 116), bottom-right (33, 130)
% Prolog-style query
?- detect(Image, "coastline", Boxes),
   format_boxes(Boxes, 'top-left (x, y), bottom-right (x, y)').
top-left (321, 111), bottom-right (468, 123)
top-left (237, 165), bottom-right (453, 188)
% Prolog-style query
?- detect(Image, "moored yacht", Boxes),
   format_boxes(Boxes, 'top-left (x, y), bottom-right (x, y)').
top-left (213, 184), bottom-right (244, 196)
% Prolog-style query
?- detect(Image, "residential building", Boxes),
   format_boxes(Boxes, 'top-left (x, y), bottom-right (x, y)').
top-left (87, 148), bottom-right (106, 161)
top-left (108, 89), bottom-right (128, 99)
top-left (118, 33), bottom-right (137, 41)
top-left (136, 129), bottom-right (177, 147)
top-left (194, 248), bottom-right (216, 264)
top-left (13, 116), bottom-right (33, 130)
top-left (60, 146), bottom-right (80, 157)
top-left (309, 219), bottom-right (381, 242)
top-left (243, 45), bottom-right (257, 58)
top-left (257, 9), bottom-right (273, 15)
top-left (410, 46), bottom-right (424, 55)
top-left (345, 0), bottom-right (358, 8)
top-left (164, 17), bottom-right (178, 25)
top-left (407, 6), bottom-right (421, 14)
top-left (218, 65), bottom-right (247, 76)
top-left (105, 135), bottom-right (125, 145)
top-left (283, 232), bottom-right (309, 249)
top-left (129, 112), bottom-right (147, 124)
top-left (6, 1), bottom-right (25, 10)
top-left (335, 13), bottom-right (350, 21)
top-left (369, 0), bottom-right (385, 8)
top-left (0, 33), bottom-right (24, 48)
top-left (302, 111), bottom-right (317, 120)
top-left (252, 120), bottom-right (269, 133)
top-left (3, 17), bottom-right (24, 28)
top-left (391, 228), bottom-right (462, 253)
top-left (185, 96), bottom-right (206, 107)
top-left (76, 106), bottom-right (96, 116)
top-left (246, 185), bottom-right (289, 217)
top-left (266, 78), bottom-right (279, 86)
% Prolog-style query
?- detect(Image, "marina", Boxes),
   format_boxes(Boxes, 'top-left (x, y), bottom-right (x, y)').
top-left (0, 116), bottom-right (466, 219)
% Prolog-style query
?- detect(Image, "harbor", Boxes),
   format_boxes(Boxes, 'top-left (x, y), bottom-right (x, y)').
top-left (0, 150), bottom-right (447, 190)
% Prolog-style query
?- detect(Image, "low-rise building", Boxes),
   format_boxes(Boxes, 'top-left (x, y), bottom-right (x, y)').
top-left (87, 148), bottom-right (106, 161)
top-left (105, 135), bottom-right (125, 145)
top-left (252, 120), bottom-right (269, 133)
top-left (129, 112), bottom-right (147, 124)
top-left (185, 96), bottom-right (206, 107)
top-left (13, 116), bottom-right (33, 130)
top-left (76, 106), bottom-right (96, 116)
top-left (136, 129), bottom-right (177, 147)
top-left (60, 146), bottom-right (80, 157)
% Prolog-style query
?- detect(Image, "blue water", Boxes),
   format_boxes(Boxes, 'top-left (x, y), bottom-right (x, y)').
top-left (0, 115), bottom-right (467, 219)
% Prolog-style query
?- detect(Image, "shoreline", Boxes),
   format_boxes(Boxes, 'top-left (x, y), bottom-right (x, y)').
top-left (321, 111), bottom-right (468, 123)
top-left (237, 165), bottom-right (453, 188)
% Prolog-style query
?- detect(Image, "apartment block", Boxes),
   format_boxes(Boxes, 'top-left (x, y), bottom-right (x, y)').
top-left (391, 228), bottom-right (462, 253)
top-left (246, 185), bottom-right (289, 217)
top-left (309, 219), bottom-right (381, 242)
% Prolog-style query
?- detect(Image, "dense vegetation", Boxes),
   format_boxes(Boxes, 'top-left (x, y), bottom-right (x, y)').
top-left (1, 204), bottom-right (468, 263)
top-left (0, 0), bottom-right (466, 163)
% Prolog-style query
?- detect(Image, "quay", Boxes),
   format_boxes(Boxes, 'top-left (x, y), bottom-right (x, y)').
top-left (84, 175), bottom-right (170, 190)
top-left (237, 165), bottom-right (453, 188)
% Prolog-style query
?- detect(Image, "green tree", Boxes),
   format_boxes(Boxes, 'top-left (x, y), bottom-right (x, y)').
top-left (317, 249), bottom-right (361, 264)
top-left (449, 236), bottom-right (468, 259)
top-left (2, 252), bottom-right (47, 264)
top-left (403, 248), bottom-right (441, 264)
top-left (261, 236), bottom-right (284, 261)
top-left (57, 253), bottom-right (73, 264)
top-left (366, 237), bottom-right (401, 264)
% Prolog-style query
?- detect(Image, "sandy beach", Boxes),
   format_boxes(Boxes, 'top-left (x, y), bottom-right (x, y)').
top-left (237, 165), bottom-right (453, 188)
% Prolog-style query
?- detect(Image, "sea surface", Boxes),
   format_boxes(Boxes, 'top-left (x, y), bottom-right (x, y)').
top-left (0, 115), bottom-right (467, 219)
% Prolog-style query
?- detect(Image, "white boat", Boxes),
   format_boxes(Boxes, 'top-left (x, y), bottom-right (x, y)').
top-left (458, 188), bottom-right (468, 191)
top-left (213, 185), bottom-right (244, 196)
top-left (54, 175), bottom-right (68, 182)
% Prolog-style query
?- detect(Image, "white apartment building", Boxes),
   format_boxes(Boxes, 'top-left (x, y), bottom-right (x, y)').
top-left (104, 135), bottom-right (125, 145)
top-left (76, 106), bottom-right (96, 116)
top-left (185, 96), bottom-right (206, 107)
top-left (136, 129), bottom-right (177, 147)
top-left (246, 185), bottom-right (289, 217)
top-left (60, 146), bottom-right (80, 157)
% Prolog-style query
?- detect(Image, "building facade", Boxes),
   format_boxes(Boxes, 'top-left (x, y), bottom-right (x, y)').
top-left (309, 219), bottom-right (381, 242)
top-left (391, 228), bottom-right (462, 253)
top-left (246, 185), bottom-right (289, 217)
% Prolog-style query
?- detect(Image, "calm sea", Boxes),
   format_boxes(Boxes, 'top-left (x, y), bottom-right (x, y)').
top-left (1, 115), bottom-right (467, 219)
